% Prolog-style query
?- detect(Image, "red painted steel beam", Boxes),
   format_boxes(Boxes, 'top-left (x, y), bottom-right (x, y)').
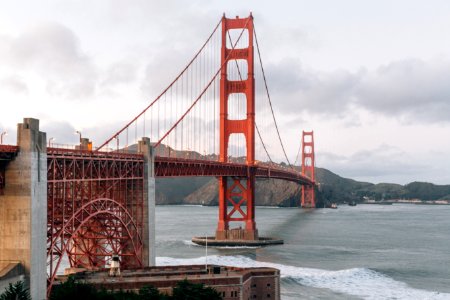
top-left (154, 156), bottom-right (313, 185)
top-left (45, 149), bottom-right (313, 184)
top-left (46, 147), bottom-right (145, 296)
top-left (0, 145), bottom-right (19, 194)
top-left (0, 145), bottom-right (19, 161)
top-left (45, 149), bottom-right (313, 183)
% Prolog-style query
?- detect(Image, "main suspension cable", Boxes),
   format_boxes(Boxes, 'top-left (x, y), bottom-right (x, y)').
top-left (97, 18), bottom-right (222, 151)
top-left (155, 18), bottom-right (251, 148)
top-left (226, 30), bottom-right (273, 163)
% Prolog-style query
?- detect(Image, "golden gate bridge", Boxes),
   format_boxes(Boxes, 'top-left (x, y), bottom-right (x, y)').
top-left (0, 13), bottom-right (316, 297)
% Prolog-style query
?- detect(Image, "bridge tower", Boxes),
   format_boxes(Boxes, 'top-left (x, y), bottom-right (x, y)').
top-left (216, 14), bottom-right (258, 240)
top-left (301, 131), bottom-right (316, 208)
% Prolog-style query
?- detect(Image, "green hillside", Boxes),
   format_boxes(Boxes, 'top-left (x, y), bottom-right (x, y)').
top-left (123, 144), bottom-right (450, 205)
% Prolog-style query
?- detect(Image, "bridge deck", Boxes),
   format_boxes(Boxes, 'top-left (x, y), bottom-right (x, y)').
top-left (0, 145), bottom-right (19, 161)
top-left (47, 148), bottom-right (313, 184)
top-left (1, 147), bottom-right (314, 189)
top-left (155, 156), bottom-right (313, 184)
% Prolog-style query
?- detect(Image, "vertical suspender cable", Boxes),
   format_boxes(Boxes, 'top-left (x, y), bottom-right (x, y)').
top-left (254, 25), bottom-right (293, 167)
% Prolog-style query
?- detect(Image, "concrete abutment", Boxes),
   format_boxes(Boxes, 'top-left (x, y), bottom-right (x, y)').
top-left (0, 118), bottom-right (47, 300)
top-left (138, 137), bottom-right (156, 266)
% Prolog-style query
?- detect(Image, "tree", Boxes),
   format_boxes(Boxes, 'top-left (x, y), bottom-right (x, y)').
top-left (171, 280), bottom-right (222, 300)
top-left (49, 277), bottom-right (222, 300)
top-left (0, 281), bottom-right (31, 300)
top-left (139, 286), bottom-right (167, 300)
top-left (50, 277), bottom-right (100, 300)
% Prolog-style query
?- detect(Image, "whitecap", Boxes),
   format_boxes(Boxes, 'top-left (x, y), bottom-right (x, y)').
top-left (156, 255), bottom-right (450, 300)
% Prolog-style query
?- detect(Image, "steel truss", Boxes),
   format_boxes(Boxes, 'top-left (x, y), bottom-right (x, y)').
top-left (155, 156), bottom-right (313, 184)
top-left (47, 148), bottom-right (145, 294)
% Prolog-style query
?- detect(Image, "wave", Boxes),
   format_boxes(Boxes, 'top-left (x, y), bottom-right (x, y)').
top-left (156, 255), bottom-right (450, 300)
top-left (182, 240), bottom-right (201, 246)
top-left (181, 240), bottom-right (257, 249)
top-left (214, 246), bottom-right (261, 249)
top-left (179, 240), bottom-right (260, 249)
top-left (255, 206), bottom-right (283, 209)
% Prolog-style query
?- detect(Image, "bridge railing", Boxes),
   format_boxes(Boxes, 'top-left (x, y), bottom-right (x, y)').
top-left (44, 144), bottom-right (313, 184)
top-left (50, 143), bottom-right (136, 153)
top-left (154, 155), bottom-right (314, 185)
top-left (0, 145), bottom-right (19, 161)
top-left (0, 145), bottom-right (19, 153)
top-left (48, 144), bottom-right (144, 160)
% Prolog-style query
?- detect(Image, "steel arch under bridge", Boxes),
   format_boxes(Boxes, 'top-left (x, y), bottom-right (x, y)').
top-left (46, 148), bottom-right (146, 293)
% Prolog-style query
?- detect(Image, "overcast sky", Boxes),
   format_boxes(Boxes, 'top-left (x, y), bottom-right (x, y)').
top-left (1, 0), bottom-right (450, 184)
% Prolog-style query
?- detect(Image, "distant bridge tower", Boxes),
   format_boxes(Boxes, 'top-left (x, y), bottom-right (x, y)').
top-left (216, 14), bottom-right (258, 240)
top-left (301, 131), bottom-right (316, 208)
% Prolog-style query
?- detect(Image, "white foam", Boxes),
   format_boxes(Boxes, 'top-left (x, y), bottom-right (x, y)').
top-left (156, 255), bottom-right (450, 300)
top-left (255, 206), bottom-right (282, 209)
top-left (182, 240), bottom-right (200, 246)
top-left (181, 240), bottom-right (260, 249)
top-left (215, 246), bottom-right (261, 249)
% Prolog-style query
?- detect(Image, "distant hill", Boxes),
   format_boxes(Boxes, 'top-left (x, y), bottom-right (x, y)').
top-left (157, 167), bottom-right (450, 206)
top-left (122, 144), bottom-right (450, 206)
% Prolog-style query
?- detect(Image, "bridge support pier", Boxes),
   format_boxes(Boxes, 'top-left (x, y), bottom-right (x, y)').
top-left (216, 176), bottom-right (258, 241)
top-left (138, 137), bottom-right (156, 266)
top-left (0, 118), bottom-right (47, 300)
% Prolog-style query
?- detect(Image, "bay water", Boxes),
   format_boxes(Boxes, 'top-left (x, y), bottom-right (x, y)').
top-left (155, 204), bottom-right (450, 299)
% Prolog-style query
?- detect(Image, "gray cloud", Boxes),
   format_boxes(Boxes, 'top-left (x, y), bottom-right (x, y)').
top-left (0, 76), bottom-right (28, 94)
top-left (41, 119), bottom-right (125, 147)
top-left (141, 48), bottom-right (192, 96)
top-left (262, 58), bottom-right (359, 116)
top-left (101, 60), bottom-right (138, 87)
top-left (265, 57), bottom-right (450, 124)
top-left (0, 23), bottom-right (97, 99)
top-left (356, 59), bottom-right (450, 122)
top-left (318, 144), bottom-right (429, 184)
top-left (40, 120), bottom-right (78, 145)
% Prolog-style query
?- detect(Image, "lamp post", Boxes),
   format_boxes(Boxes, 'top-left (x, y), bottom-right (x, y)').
top-left (48, 137), bottom-right (55, 147)
top-left (0, 131), bottom-right (7, 144)
top-left (114, 136), bottom-right (119, 151)
top-left (75, 131), bottom-right (82, 143)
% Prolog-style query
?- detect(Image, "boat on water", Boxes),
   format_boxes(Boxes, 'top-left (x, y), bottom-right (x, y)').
top-left (324, 202), bottom-right (338, 209)
top-left (348, 201), bottom-right (357, 206)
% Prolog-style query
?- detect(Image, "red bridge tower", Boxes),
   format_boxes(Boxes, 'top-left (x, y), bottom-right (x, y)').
top-left (301, 131), bottom-right (316, 208)
top-left (216, 14), bottom-right (258, 240)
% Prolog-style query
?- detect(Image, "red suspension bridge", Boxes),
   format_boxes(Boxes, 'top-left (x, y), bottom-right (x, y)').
top-left (0, 14), bottom-right (316, 296)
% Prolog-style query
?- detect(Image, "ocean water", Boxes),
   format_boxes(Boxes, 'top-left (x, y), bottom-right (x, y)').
top-left (155, 204), bottom-right (450, 300)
